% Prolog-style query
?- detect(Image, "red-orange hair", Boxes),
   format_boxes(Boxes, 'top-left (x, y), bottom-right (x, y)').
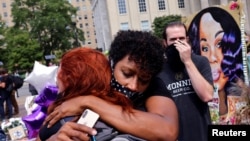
top-left (48, 47), bottom-right (132, 114)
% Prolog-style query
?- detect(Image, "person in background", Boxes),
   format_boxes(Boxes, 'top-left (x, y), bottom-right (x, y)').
top-left (10, 71), bottom-right (20, 115)
top-left (155, 21), bottom-right (214, 141)
top-left (188, 7), bottom-right (244, 121)
top-left (0, 68), bottom-right (13, 121)
top-left (13, 71), bottom-right (20, 98)
top-left (5, 73), bottom-right (20, 116)
top-left (43, 30), bottom-right (179, 141)
top-left (9, 86), bottom-right (19, 115)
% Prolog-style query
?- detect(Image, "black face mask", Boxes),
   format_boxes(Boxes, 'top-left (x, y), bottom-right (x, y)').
top-left (110, 72), bottom-right (143, 102)
top-left (165, 44), bottom-right (185, 71)
top-left (110, 60), bottom-right (144, 102)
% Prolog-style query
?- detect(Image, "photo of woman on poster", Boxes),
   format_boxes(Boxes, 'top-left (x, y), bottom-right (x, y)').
top-left (187, 6), bottom-right (244, 124)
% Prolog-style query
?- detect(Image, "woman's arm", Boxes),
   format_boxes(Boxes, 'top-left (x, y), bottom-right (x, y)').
top-left (45, 95), bottom-right (178, 141)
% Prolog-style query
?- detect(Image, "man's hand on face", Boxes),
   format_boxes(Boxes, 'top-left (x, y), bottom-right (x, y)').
top-left (174, 39), bottom-right (192, 64)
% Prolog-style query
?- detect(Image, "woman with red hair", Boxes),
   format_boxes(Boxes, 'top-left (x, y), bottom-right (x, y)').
top-left (37, 47), bottom-right (133, 141)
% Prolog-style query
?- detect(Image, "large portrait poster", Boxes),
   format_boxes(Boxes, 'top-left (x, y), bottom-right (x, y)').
top-left (183, 1), bottom-right (250, 125)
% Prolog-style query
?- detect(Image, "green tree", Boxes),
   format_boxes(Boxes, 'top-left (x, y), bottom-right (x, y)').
top-left (4, 28), bottom-right (42, 72)
top-left (11, 0), bottom-right (84, 66)
top-left (152, 15), bottom-right (182, 39)
top-left (0, 16), bottom-right (8, 67)
top-left (0, 20), bottom-right (5, 48)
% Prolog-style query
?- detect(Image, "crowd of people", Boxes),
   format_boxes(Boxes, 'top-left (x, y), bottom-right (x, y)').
top-left (33, 21), bottom-right (214, 141)
top-left (37, 30), bottom-right (179, 141)
top-left (36, 19), bottom-right (248, 140)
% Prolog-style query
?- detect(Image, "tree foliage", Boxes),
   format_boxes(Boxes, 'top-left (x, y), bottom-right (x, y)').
top-left (0, 17), bottom-right (8, 67)
top-left (1, 0), bottom-right (85, 72)
top-left (152, 15), bottom-right (182, 39)
top-left (4, 28), bottom-right (42, 72)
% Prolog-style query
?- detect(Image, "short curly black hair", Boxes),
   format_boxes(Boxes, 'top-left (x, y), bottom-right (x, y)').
top-left (109, 30), bottom-right (164, 77)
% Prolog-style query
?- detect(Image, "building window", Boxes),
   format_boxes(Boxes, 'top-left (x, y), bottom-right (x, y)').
top-left (3, 12), bottom-right (8, 17)
top-left (86, 31), bottom-right (90, 38)
top-left (2, 3), bottom-right (6, 8)
top-left (141, 20), bottom-right (150, 31)
top-left (158, 0), bottom-right (166, 10)
top-left (87, 41), bottom-right (91, 44)
top-left (120, 22), bottom-right (129, 30)
top-left (117, 0), bottom-right (126, 14)
top-left (84, 15), bottom-right (88, 19)
top-left (82, 6), bottom-right (86, 11)
top-left (178, 0), bottom-right (185, 8)
top-left (138, 0), bottom-right (147, 12)
top-left (80, 24), bottom-right (83, 28)
top-left (85, 23), bottom-right (89, 27)
top-left (77, 7), bottom-right (80, 11)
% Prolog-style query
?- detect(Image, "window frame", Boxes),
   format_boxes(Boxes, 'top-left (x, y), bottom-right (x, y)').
top-left (158, 0), bottom-right (166, 11)
top-left (138, 0), bottom-right (147, 13)
top-left (117, 0), bottom-right (127, 14)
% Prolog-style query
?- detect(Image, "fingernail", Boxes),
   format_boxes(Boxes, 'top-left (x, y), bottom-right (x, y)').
top-left (92, 130), bottom-right (97, 135)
